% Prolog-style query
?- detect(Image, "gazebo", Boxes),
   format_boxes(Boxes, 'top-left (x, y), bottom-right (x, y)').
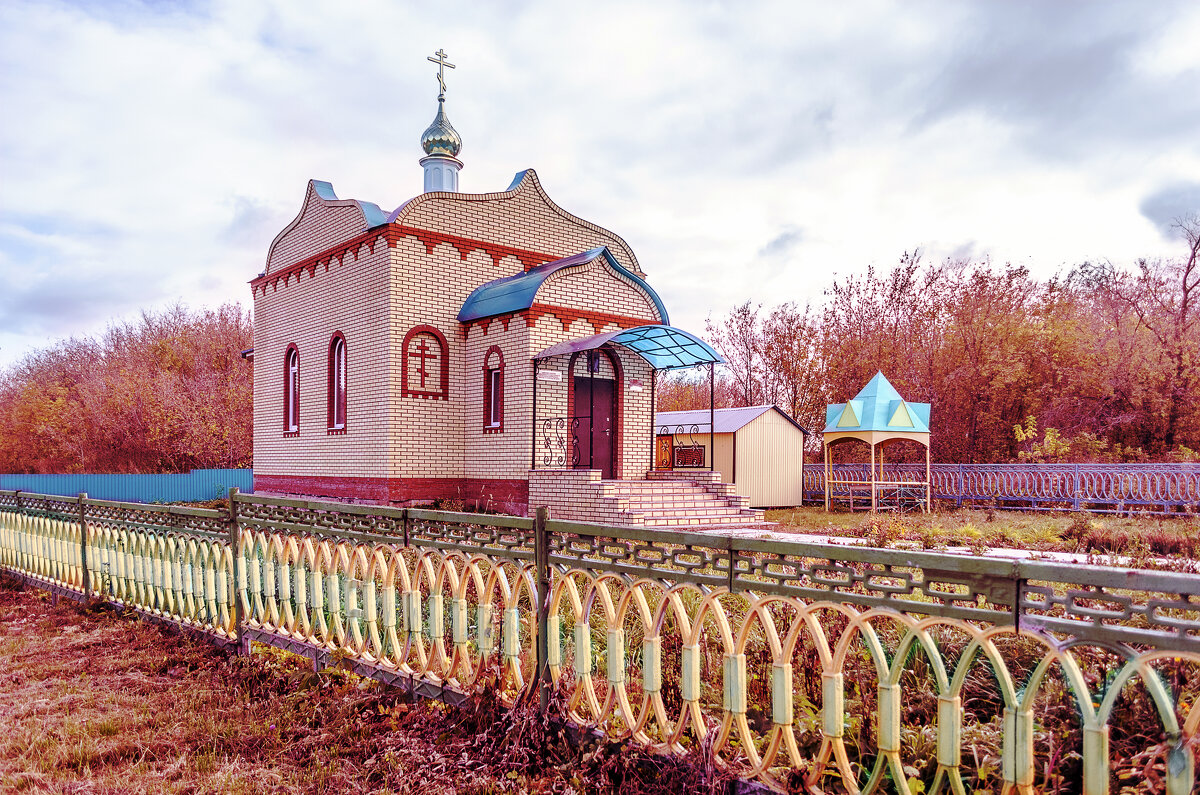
top-left (822, 372), bottom-right (931, 512)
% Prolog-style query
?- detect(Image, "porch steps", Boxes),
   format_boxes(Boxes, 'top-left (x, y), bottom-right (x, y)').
top-left (595, 471), bottom-right (765, 528)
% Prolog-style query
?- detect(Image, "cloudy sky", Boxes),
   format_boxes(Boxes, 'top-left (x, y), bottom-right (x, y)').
top-left (2, 0), bottom-right (1199, 369)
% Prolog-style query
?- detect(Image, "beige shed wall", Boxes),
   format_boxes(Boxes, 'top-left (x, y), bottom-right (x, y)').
top-left (735, 411), bottom-right (806, 507)
top-left (662, 411), bottom-right (805, 506)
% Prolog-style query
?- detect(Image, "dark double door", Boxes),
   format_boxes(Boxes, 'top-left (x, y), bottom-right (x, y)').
top-left (574, 376), bottom-right (615, 479)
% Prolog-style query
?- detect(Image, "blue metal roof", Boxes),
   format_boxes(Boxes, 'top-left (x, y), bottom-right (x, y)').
top-left (823, 371), bottom-right (931, 434)
top-left (533, 325), bottom-right (724, 370)
top-left (457, 247), bottom-right (669, 324)
top-left (311, 180), bottom-right (389, 227)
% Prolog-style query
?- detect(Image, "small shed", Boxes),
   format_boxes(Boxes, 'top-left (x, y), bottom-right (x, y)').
top-left (654, 405), bottom-right (808, 508)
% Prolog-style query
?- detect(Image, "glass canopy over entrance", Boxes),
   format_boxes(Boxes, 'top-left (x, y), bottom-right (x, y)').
top-left (532, 325), bottom-right (725, 369)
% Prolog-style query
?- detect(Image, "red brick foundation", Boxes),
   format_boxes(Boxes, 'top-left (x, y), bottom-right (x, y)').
top-left (253, 474), bottom-right (529, 515)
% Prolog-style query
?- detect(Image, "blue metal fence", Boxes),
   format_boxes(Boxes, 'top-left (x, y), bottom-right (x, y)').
top-left (0, 469), bottom-right (253, 503)
top-left (805, 462), bottom-right (1200, 514)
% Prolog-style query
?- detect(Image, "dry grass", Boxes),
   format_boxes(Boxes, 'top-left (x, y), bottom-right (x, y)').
top-left (0, 574), bottom-right (734, 794)
top-left (765, 505), bottom-right (1200, 557)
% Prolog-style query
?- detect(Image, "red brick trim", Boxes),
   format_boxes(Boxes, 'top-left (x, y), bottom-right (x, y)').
top-left (254, 474), bottom-right (530, 514)
top-left (253, 229), bottom-right (389, 297)
top-left (255, 474), bottom-right (389, 502)
top-left (401, 325), bottom-right (449, 400)
top-left (284, 343), bottom-right (300, 434)
top-left (483, 345), bottom-right (504, 433)
top-left (390, 225), bottom-right (553, 272)
top-left (251, 224), bottom-right (559, 297)
top-left (327, 331), bottom-right (347, 432)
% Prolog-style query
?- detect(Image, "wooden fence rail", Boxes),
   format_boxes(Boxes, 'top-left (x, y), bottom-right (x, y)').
top-left (2, 488), bottom-right (1199, 793)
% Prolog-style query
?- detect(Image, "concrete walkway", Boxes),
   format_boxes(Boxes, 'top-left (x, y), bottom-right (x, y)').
top-left (677, 522), bottom-right (1153, 567)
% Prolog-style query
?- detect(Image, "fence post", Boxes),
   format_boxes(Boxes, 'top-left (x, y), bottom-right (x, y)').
top-left (1072, 464), bottom-right (1081, 512)
top-left (534, 505), bottom-right (550, 713)
top-left (228, 487), bottom-right (245, 655)
top-left (956, 464), bottom-right (964, 509)
top-left (78, 492), bottom-right (89, 597)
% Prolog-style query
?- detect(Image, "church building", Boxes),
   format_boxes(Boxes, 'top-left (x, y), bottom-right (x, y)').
top-left (250, 51), bottom-right (762, 527)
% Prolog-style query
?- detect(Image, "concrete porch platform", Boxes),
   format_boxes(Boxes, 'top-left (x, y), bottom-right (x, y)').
top-left (528, 468), bottom-right (767, 528)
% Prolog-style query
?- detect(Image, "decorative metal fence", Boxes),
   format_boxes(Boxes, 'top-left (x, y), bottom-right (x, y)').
top-left (806, 463), bottom-right (1200, 514)
top-left (3, 487), bottom-right (1199, 794)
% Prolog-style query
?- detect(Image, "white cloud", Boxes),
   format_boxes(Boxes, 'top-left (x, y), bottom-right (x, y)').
top-left (2, 0), bottom-right (1199, 366)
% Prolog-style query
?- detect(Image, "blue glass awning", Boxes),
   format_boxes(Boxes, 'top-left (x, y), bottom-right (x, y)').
top-left (533, 325), bottom-right (725, 370)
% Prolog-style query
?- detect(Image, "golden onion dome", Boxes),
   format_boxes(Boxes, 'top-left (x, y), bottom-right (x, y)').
top-left (420, 98), bottom-right (462, 158)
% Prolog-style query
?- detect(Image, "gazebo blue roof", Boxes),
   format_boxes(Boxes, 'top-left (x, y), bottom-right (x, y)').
top-left (823, 371), bottom-right (930, 434)
top-left (457, 246), bottom-right (669, 324)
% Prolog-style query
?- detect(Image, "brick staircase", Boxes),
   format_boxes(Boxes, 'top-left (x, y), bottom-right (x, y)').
top-left (594, 470), bottom-right (766, 528)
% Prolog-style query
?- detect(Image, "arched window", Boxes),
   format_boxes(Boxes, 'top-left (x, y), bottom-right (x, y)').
top-left (401, 325), bottom-right (449, 400)
top-left (327, 333), bottom-right (347, 433)
top-left (284, 344), bottom-right (300, 434)
top-left (483, 345), bottom-right (504, 432)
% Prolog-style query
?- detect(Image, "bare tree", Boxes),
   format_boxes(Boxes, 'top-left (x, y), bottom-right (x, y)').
top-left (1080, 216), bottom-right (1200, 448)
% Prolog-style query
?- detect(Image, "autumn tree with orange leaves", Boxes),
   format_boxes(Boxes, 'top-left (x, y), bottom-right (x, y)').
top-left (687, 223), bottom-right (1200, 463)
top-left (0, 304), bottom-right (252, 473)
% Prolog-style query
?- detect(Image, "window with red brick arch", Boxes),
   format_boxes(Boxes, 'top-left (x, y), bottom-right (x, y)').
top-left (483, 345), bottom-right (504, 432)
top-left (284, 344), bottom-right (300, 435)
top-left (328, 333), bottom-right (347, 433)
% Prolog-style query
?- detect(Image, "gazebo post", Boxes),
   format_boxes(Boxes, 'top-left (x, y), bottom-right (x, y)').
top-left (870, 442), bottom-right (878, 513)
top-left (824, 441), bottom-right (831, 511)
top-left (925, 443), bottom-right (932, 513)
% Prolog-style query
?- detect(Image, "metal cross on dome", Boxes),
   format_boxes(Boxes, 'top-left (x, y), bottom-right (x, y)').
top-left (427, 48), bottom-right (455, 95)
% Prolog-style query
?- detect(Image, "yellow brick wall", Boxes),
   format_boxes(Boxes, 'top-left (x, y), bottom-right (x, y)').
top-left (395, 170), bottom-right (644, 275)
top-left (253, 236), bottom-right (391, 480)
top-left (264, 181), bottom-right (373, 275)
top-left (538, 260), bottom-right (659, 320)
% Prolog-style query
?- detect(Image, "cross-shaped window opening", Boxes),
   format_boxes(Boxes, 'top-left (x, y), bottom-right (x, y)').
top-left (401, 325), bottom-right (449, 401)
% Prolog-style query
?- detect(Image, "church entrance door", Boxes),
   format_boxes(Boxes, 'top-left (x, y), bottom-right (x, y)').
top-left (574, 375), bottom-right (615, 479)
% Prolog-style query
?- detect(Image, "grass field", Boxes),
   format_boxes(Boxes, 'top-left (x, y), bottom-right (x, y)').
top-left (0, 575), bottom-right (732, 795)
top-left (765, 505), bottom-right (1200, 559)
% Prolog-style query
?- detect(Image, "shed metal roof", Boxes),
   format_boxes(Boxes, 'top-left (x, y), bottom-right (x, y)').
top-left (656, 405), bottom-right (809, 435)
